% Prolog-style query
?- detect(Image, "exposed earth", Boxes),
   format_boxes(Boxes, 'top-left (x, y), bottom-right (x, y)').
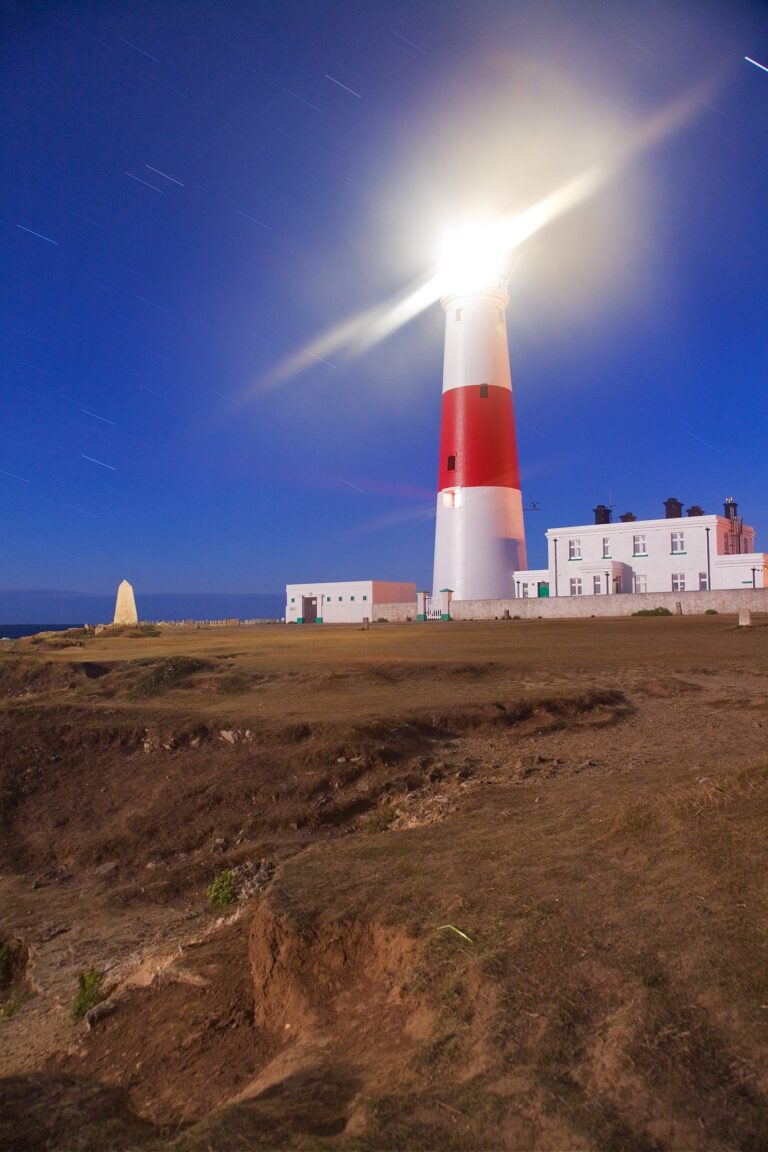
top-left (1, 614), bottom-right (768, 1150)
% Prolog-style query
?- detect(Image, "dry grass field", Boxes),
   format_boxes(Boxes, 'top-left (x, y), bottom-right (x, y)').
top-left (1, 615), bottom-right (768, 1150)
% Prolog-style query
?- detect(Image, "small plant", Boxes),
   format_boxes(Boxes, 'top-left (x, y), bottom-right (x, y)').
top-left (219, 672), bottom-right (252, 694)
top-left (2, 992), bottom-right (20, 1018)
top-left (0, 943), bottom-right (10, 987)
top-left (705, 609), bottom-right (718, 615)
top-left (71, 968), bottom-right (102, 1022)
top-left (368, 805), bottom-right (397, 834)
top-left (632, 607), bottom-right (673, 617)
top-left (129, 657), bottom-right (213, 698)
top-left (207, 868), bottom-right (238, 908)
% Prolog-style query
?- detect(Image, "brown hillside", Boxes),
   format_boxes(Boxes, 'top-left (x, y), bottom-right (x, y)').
top-left (1, 616), bottom-right (767, 1150)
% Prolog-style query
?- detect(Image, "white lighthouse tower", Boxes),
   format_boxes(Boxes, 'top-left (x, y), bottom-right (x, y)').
top-left (432, 227), bottom-right (527, 601)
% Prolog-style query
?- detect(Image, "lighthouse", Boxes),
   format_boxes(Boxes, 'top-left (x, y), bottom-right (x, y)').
top-left (432, 226), bottom-right (527, 601)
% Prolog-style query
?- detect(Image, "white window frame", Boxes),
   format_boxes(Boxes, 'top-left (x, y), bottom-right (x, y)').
top-left (602, 537), bottom-right (610, 559)
top-left (568, 538), bottom-right (582, 560)
top-left (593, 575), bottom-right (602, 595)
top-left (671, 531), bottom-right (685, 554)
top-left (671, 573), bottom-right (685, 592)
top-left (570, 577), bottom-right (583, 596)
top-left (632, 534), bottom-right (647, 556)
top-left (634, 574), bottom-right (647, 594)
top-left (699, 572), bottom-right (708, 591)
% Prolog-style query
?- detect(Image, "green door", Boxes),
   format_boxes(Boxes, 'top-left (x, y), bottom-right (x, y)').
top-left (537, 582), bottom-right (550, 598)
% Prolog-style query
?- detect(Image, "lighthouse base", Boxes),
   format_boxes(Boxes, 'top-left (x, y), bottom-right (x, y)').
top-left (433, 486), bottom-right (526, 601)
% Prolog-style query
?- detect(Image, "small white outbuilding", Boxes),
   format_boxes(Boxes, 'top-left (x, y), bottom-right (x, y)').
top-left (285, 580), bottom-right (416, 624)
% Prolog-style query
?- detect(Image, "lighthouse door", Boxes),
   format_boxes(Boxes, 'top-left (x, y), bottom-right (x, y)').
top-left (302, 596), bottom-right (318, 624)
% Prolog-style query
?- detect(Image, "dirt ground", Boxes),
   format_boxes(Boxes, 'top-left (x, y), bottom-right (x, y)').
top-left (1, 615), bottom-right (768, 1150)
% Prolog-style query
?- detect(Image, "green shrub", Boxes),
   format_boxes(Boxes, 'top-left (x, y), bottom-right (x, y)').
top-left (207, 869), bottom-right (238, 908)
top-left (632, 607), bottom-right (673, 617)
top-left (72, 968), bottom-right (102, 1022)
top-left (2, 992), bottom-right (20, 1018)
top-left (368, 806), bottom-right (398, 834)
top-left (704, 609), bottom-right (718, 615)
top-left (218, 672), bottom-right (252, 694)
top-left (129, 657), bottom-right (213, 697)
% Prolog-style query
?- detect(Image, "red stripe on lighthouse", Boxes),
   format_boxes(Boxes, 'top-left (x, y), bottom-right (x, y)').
top-left (438, 384), bottom-right (521, 491)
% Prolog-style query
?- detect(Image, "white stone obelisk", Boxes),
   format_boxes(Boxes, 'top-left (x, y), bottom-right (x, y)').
top-left (113, 579), bottom-right (139, 625)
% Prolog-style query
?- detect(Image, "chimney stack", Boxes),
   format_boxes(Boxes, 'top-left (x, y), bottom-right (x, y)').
top-left (619, 512), bottom-right (636, 522)
top-left (664, 497), bottom-right (683, 519)
top-left (723, 497), bottom-right (738, 521)
top-left (593, 503), bottom-right (611, 525)
top-left (686, 504), bottom-right (704, 517)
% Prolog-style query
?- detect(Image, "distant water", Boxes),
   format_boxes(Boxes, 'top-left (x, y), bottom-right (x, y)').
top-left (0, 624), bottom-right (79, 640)
top-left (0, 591), bottom-right (284, 626)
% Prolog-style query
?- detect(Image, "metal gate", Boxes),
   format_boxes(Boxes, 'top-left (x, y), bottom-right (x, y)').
top-left (425, 595), bottom-right (442, 620)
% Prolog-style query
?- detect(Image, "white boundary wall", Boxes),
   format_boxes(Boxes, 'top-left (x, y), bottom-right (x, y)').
top-left (450, 587), bottom-right (768, 620)
top-left (372, 601), bottom-right (417, 622)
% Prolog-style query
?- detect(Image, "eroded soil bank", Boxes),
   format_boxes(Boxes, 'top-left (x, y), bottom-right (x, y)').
top-left (1, 616), bottom-right (768, 1150)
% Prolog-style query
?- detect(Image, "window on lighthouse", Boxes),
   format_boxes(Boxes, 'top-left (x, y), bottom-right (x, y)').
top-left (447, 455), bottom-right (456, 472)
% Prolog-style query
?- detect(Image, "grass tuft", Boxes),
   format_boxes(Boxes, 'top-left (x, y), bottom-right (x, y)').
top-left (71, 968), bottom-right (102, 1022)
top-left (129, 657), bottom-right (213, 697)
top-left (207, 868), bottom-right (238, 908)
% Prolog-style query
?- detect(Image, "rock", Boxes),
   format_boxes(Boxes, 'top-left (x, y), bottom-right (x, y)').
top-left (220, 729), bottom-right (238, 744)
top-left (337, 756), bottom-right (347, 763)
top-left (428, 769), bottom-right (444, 784)
top-left (155, 967), bottom-right (209, 990)
top-left (739, 608), bottom-right (752, 627)
top-left (189, 737), bottom-right (200, 748)
top-left (456, 767), bottom-right (474, 781)
top-left (93, 861), bottom-right (118, 876)
top-left (211, 838), bottom-right (227, 854)
top-left (84, 999), bottom-right (118, 1030)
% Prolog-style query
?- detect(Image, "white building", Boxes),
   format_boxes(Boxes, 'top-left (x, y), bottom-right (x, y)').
top-left (285, 580), bottom-right (417, 624)
top-left (514, 498), bottom-right (768, 598)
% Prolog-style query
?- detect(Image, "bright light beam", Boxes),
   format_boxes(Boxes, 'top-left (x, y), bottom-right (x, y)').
top-left (745, 56), bottom-right (768, 73)
top-left (249, 77), bottom-right (716, 398)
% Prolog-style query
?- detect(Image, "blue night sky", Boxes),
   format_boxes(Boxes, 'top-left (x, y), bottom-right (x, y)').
top-left (2, 0), bottom-right (768, 619)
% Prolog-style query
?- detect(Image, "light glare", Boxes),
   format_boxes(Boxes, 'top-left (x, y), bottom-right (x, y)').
top-left (437, 221), bottom-right (508, 295)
